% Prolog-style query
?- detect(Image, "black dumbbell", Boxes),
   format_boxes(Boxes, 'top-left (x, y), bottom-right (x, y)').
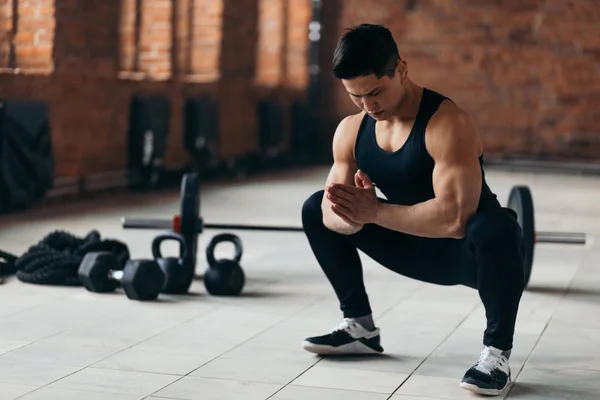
top-left (78, 252), bottom-right (165, 301)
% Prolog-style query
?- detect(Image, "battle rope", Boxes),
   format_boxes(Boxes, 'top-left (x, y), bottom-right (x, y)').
top-left (2, 230), bottom-right (130, 286)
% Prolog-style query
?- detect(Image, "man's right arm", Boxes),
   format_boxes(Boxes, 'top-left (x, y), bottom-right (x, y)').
top-left (321, 114), bottom-right (364, 235)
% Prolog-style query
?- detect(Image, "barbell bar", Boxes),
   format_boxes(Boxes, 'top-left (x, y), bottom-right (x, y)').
top-left (120, 215), bottom-right (584, 243)
top-left (535, 232), bottom-right (586, 244)
top-left (121, 174), bottom-right (591, 288)
top-left (121, 217), bottom-right (304, 233)
top-left (122, 174), bottom-right (590, 290)
top-left (120, 179), bottom-right (585, 246)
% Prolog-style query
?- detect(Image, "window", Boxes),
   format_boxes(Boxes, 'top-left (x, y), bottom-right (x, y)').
top-left (119, 0), bottom-right (173, 81)
top-left (255, 0), bottom-right (284, 87)
top-left (255, 0), bottom-right (311, 89)
top-left (120, 0), bottom-right (223, 82)
top-left (285, 0), bottom-right (311, 89)
top-left (182, 0), bottom-right (223, 81)
top-left (119, 0), bottom-right (138, 74)
top-left (0, 0), bottom-right (55, 74)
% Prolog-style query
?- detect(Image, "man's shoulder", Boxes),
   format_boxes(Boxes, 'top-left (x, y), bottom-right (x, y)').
top-left (428, 101), bottom-right (478, 139)
top-left (333, 111), bottom-right (366, 161)
top-left (338, 111), bottom-right (366, 132)
top-left (334, 111), bottom-right (366, 143)
top-left (425, 101), bottom-right (483, 156)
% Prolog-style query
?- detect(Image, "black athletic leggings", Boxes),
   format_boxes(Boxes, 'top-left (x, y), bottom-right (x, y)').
top-left (302, 190), bottom-right (526, 351)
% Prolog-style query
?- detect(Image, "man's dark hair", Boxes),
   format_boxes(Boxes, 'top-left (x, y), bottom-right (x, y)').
top-left (332, 24), bottom-right (400, 80)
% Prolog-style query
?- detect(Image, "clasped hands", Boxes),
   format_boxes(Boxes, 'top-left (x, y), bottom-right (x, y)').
top-left (326, 169), bottom-right (381, 226)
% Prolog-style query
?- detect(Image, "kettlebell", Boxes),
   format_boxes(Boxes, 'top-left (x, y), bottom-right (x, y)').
top-left (151, 232), bottom-right (193, 294)
top-left (204, 233), bottom-right (245, 296)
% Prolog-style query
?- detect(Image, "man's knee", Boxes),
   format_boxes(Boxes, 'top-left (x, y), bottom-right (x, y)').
top-left (467, 208), bottom-right (523, 256)
top-left (302, 190), bottom-right (325, 229)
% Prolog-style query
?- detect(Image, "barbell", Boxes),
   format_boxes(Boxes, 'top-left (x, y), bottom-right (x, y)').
top-left (506, 185), bottom-right (585, 285)
top-left (121, 173), bottom-right (587, 287)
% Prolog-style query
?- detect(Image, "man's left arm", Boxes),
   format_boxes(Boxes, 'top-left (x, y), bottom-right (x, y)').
top-left (373, 111), bottom-right (483, 239)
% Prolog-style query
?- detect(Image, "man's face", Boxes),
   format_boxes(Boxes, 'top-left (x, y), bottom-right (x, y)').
top-left (342, 73), bottom-right (403, 120)
top-left (341, 64), bottom-right (405, 121)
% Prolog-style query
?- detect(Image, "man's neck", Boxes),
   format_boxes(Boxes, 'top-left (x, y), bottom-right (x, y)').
top-left (385, 81), bottom-right (423, 126)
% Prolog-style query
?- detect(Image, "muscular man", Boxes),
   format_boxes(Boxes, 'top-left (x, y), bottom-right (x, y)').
top-left (301, 24), bottom-right (525, 396)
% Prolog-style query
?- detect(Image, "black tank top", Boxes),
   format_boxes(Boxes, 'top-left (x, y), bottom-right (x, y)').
top-left (354, 87), bottom-right (500, 211)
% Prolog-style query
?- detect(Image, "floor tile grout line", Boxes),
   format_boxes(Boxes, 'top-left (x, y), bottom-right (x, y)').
top-left (264, 283), bottom-right (486, 399)
top-left (174, 281), bottom-right (425, 399)
top-left (10, 303), bottom-right (227, 400)
top-left (504, 249), bottom-right (595, 398)
top-left (371, 282), bottom-right (428, 321)
top-left (83, 305), bottom-right (227, 365)
top-left (0, 290), bottom-right (206, 347)
top-left (16, 384), bottom-right (170, 400)
top-left (12, 365), bottom-right (89, 400)
top-left (503, 319), bottom-right (551, 399)
top-left (5, 276), bottom-right (589, 399)
top-left (144, 295), bottom-right (328, 398)
top-left (3, 213), bottom-right (596, 396)
top-left (0, 289), bottom-right (87, 322)
top-left (0, 327), bottom-right (73, 358)
top-left (4, 286), bottom-right (322, 395)
top-left (9, 293), bottom-right (300, 399)
top-left (143, 294), bottom-right (330, 399)
top-left (263, 282), bottom-right (444, 400)
top-left (384, 300), bottom-right (483, 399)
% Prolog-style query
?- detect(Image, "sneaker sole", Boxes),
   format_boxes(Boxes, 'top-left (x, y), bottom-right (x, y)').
top-left (302, 340), bottom-right (383, 355)
top-left (459, 381), bottom-right (509, 396)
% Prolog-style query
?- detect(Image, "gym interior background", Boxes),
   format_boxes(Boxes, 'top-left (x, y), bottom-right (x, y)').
top-left (1, 0), bottom-right (599, 206)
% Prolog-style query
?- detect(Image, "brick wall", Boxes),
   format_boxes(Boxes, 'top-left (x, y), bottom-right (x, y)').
top-left (3, 0), bottom-right (595, 187)
top-left (319, 0), bottom-right (600, 162)
top-left (0, 0), bottom-right (311, 181)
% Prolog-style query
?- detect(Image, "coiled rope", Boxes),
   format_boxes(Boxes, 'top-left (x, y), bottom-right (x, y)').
top-left (1, 230), bottom-right (130, 286)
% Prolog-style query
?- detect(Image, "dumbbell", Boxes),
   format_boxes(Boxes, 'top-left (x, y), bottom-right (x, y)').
top-left (78, 252), bottom-right (165, 301)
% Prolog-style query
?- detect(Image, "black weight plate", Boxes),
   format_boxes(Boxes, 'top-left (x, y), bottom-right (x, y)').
top-left (179, 173), bottom-right (200, 267)
top-left (507, 185), bottom-right (535, 287)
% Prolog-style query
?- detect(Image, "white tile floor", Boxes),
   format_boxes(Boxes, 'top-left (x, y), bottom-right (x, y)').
top-left (0, 165), bottom-right (599, 399)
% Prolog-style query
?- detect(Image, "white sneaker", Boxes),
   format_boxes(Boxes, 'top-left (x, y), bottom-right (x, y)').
top-left (302, 318), bottom-right (383, 355)
top-left (459, 345), bottom-right (511, 396)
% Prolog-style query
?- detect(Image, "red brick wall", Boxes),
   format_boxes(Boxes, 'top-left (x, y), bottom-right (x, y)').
top-left (319, 0), bottom-right (600, 162)
top-left (4, 0), bottom-right (594, 186)
top-left (0, 0), bottom-right (311, 181)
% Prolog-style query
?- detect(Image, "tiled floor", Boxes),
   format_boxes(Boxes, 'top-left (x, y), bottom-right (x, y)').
top-left (0, 165), bottom-right (599, 399)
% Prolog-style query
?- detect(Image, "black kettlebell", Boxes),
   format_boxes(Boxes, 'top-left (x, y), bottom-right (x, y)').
top-left (204, 233), bottom-right (245, 296)
top-left (151, 232), bottom-right (193, 294)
